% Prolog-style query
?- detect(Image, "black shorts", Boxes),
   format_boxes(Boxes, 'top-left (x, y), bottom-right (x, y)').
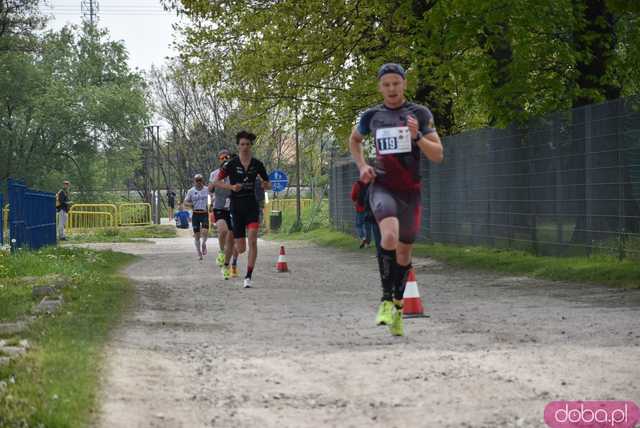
top-left (213, 209), bottom-right (232, 229)
top-left (230, 198), bottom-right (260, 239)
top-left (191, 211), bottom-right (209, 233)
top-left (369, 183), bottom-right (422, 244)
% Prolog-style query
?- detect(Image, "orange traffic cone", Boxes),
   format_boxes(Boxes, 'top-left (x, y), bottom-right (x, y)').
top-left (402, 269), bottom-right (427, 318)
top-left (276, 245), bottom-right (288, 272)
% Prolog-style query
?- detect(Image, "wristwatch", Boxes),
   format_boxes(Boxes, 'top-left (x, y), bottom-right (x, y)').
top-left (412, 131), bottom-right (423, 142)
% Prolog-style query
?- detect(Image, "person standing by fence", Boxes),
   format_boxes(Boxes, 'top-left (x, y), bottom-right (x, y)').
top-left (56, 180), bottom-right (71, 241)
top-left (349, 63), bottom-right (443, 336)
top-left (351, 180), bottom-right (372, 248)
top-left (167, 189), bottom-right (176, 223)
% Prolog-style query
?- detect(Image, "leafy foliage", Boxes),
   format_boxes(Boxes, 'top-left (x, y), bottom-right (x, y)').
top-left (0, 18), bottom-right (150, 195)
top-left (169, 0), bottom-right (639, 142)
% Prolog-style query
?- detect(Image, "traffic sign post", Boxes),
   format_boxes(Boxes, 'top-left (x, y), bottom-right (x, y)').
top-left (269, 170), bottom-right (288, 193)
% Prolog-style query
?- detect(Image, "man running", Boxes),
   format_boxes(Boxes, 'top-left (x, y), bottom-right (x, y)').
top-left (184, 174), bottom-right (210, 261)
top-left (349, 63), bottom-right (444, 336)
top-left (214, 131), bottom-right (272, 288)
top-left (209, 149), bottom-right (239, 278)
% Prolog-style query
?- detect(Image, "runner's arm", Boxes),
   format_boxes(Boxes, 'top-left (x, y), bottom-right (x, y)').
top-left (349, 129), bottom-right (366, 170)
top-left (416, 131), bottom-right (443, 164)
top-left (208, 171), bottom-right (220, 192)
top-left (350, 128), bottom-right (376, 183)
top-left (213, 170), bottom-right (241, 192)
top-left (257, 163), bottom-right (272, 190)
top-left (408, 110), bottom-right (444, 164)
top-left (183, 192), bottom-right (194, 209)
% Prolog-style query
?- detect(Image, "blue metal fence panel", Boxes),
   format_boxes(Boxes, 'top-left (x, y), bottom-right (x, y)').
top-left (8, 179), bottom-right (56, 251)
top-left (8, 179), bottom-right (26, 251)
top-left (25, 189), bottom-right (57, 249)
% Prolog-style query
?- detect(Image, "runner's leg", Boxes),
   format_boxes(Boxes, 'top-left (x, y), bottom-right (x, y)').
top-left (235, 238), bottom-right (247, 255)
top-left (231, 241), bottom-right (239, 275)
top-left (394, 192), bottom-right (421, 300)
top-left (378, 217), bottom-right (400, 301)
top-left (193, 213), bottom-right (203, 258)
top-left (194, 231), bottom-right (202, 257)
top-left (232, 208), bottom-right (247, 255)
top-left (201, 226), bottom-right (209, 255)
top-left (370, 184), bottom-right (401, 301)
top-left (394, 243), bottom-right (413, 301)
top-left (224, 228), bottom-right (234, 263)
top-left (232, 247), bottom-right (239, 266)
top-left (217, 218), bottom-right (228, 252)
top-left (246, 226), bottom-right (259, 279)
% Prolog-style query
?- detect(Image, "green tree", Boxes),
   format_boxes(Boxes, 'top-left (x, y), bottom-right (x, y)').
top-left (169, 0), bottom-right (639, 135)
top-left (0, 23), bottom-right (149, 195)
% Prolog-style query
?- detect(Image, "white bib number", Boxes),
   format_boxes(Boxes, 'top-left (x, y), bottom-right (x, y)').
top-left (375, 126), bottom-right (411, 155)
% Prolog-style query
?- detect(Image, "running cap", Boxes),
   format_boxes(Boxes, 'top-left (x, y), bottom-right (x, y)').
top-left (236, 130), bottom-right (256, 144)
top-left (377, 63), bottom-right (406, 80)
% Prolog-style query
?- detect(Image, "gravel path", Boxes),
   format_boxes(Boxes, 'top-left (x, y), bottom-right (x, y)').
top-left (88, 233), bottom-right (640, 428)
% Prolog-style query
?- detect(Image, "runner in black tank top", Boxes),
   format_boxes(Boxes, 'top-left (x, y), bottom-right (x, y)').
top-left (214, 131), bottom-right (272, 288)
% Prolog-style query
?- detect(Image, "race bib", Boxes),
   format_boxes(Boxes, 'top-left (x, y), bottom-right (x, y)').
top-left (375, 126), bottom-right (411, 155)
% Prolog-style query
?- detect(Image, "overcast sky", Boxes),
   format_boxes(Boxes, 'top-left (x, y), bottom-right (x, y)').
top-left (41, 0), bottom-right (182, 72)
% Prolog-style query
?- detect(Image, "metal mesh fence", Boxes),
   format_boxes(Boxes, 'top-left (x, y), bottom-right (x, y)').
top-left (330, 97), bottom-right (640, 259)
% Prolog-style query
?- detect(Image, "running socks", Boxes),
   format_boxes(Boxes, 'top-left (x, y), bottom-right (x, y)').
top-left (378, 247), bottom-right (395, 302)
top-left (375, 248), bottom-right (384, 287)
top-left (393, 263), bottom-right (411, 301)
top-left (232, 255), bottom-right (238, 267)
top-left (245, 265), bottom-right (254, 279)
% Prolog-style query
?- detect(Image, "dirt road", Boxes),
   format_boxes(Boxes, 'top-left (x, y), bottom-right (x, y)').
top-left (89, 234), bottom-right (640, 428)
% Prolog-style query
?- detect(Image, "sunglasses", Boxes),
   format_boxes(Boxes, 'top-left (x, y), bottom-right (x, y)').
top-left (219, 155), bottom-right (230, 161)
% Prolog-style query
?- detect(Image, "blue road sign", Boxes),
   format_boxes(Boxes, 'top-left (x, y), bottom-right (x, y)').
top-left (269, 170), bottom-right (288, 193)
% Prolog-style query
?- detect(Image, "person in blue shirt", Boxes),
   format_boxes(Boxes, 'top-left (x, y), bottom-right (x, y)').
top-left (174, 203), bottom-right (191, 229)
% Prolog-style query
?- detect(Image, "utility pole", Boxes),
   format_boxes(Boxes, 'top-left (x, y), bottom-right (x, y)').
top-left (169, 126), bottom-right (176, 193)
top-left (81, 0), bottom-right (99, 26)
top-left (155, 125), bottom-right (161, 225)
top-left (144, 125), bottom-right (161, 224)
top-left (295, 104), bottom-right (301, 228)
top-left (143, 127), bottom-right (151, 205)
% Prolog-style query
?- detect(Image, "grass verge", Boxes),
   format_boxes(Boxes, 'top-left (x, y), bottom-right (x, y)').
top-left (267, 227), bottom-right (640, 288)
top-left (67, 224), bottom-right (176, 243)
top-left (0, 246), bottom-right (136, 427)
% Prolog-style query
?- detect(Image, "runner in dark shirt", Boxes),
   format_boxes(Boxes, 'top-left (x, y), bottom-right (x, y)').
top-left (167, 189), bottom-right (176, 222)
top-left (214, 130), bottom-right (272, 288)
top-left (349, 63), bottom-right (444, 336)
